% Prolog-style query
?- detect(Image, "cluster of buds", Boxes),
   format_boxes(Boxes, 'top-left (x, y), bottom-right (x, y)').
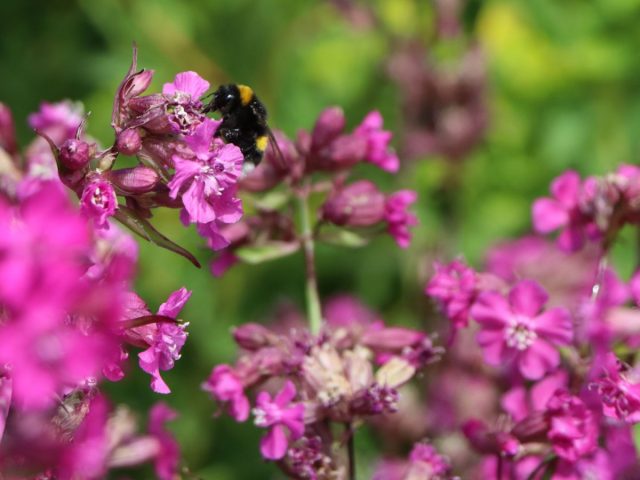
top-left (203, 296), bottom-right (442, 476)
top-left (210, 105), bottom-right (417, 277)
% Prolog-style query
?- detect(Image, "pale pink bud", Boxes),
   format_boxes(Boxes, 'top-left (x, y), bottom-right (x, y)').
top-left (108, 166), bottom-right (159, 194)
top-left (311, 107), bottom-right (346, 150)
top-left (322, 180), bottom-right (386, 227)
top-left (232, 323), bottom-right (275, 350)
top-left (117, 128), bottom-right (143, 155)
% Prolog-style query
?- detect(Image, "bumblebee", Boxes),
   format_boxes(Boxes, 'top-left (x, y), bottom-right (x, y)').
top-left (203, 84), bottom-right (273, 167)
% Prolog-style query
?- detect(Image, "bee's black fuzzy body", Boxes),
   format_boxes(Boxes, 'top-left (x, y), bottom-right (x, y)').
top-left (203, 84), bottom-right (270, 166)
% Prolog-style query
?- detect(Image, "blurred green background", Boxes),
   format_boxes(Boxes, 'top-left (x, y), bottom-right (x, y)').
top-left (2, 0), bottom-right (640, 477)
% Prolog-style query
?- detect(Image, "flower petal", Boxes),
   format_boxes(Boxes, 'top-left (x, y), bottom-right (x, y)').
top-left (518, 339), bottom-right (559, 380)
top-left (259, 424), bottom-right (289, 460)
top-left (509, 280), bottom-right (548, 317)
top-left (532, 198), bottom-right (568, 233)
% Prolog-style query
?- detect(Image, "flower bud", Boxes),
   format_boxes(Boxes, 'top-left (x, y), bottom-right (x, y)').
top-left (116, 128), bottom-right (142, 155)
top-left (126, 69), bottom-right (154, 99)
top-left (311, 107), bottom-right (345, 150)
top-left (322, 180), bottom-right (385, 227)
top-left (232, 323), bottom-right (276, 350)
top-left (59, 138), bottom-right (91, 170)
top-left (107, 166), bottom-right (159, 194)
top-left (362, 327), bottom-right (425, 351)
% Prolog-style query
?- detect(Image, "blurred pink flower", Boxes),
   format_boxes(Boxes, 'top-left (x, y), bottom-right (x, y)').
top-left (426, 259), bottom-right (477, 330)
top-left (385, 190), bottom-right (418, 248)
top-left (354, 110), bottom-right (400, 173)
top-left (137, 288), bottom-right (191, 394)
top-left (532, 170), bottom-right (598, 252)
top-left (590, 353), bottom-right (640, 423)
top-left (545, 389), bottom-right (598, 462)
top-left (253, 380), bottom-right (305, 460)
top-left (202, 364), bottom-right (250, 422)
top-left (470, 280), bottom-right (573, 380)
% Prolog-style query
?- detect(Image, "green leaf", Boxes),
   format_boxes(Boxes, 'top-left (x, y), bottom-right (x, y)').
top-left (235, 241), bottom-right (300, 264)
top-left (253, 190), bottom-right (291, 211)
top-left (318, 228), bottom-right (371, 248)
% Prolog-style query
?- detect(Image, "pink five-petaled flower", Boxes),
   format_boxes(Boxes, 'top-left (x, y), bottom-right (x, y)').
top-left (168, 118), bottom-right (244, 225)
top-left (202, 364), bottom-right (250, 422)
top-left (426, 259), bottom-right (477, 331)
top-left (384, 190), bottom-right (418, 249)
top-left (532, 170), bottom-right (597, 252)
top-left (590, 353), bottom-right (640, 423)
top-left (353, 111), bottom-right (400, 173)
top-left (545, 389), bottom-right (598, 462)
top-left (470, 279), bottom-right (573, 380)
top-left (162, 71), bottom-right (209, 134)
top-left (138, 287), bottom-right (191, 394)
top-left (80, 177), bottom-right (118, 229)
top-left (253, 380), bottom-right (305, 460)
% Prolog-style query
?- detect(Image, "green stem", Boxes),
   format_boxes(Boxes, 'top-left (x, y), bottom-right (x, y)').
top-left (298, 190), bottom-right (322, 334)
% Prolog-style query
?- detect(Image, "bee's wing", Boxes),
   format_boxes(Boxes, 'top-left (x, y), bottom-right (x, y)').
top-left (266, 128), bottom-right (286, 167)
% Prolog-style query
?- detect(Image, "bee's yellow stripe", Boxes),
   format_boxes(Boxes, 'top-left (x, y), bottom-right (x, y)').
top-left (256, 135), bottom-right (268, 152)
top-left (237, 84), bottom-right (254, 106)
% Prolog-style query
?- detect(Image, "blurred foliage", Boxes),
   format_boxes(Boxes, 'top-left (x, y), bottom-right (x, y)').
top-left (2, 0), bottom-right (640, 477)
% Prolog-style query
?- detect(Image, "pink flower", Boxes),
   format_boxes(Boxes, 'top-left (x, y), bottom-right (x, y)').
top-left (202, 364), bottom-right (250, 422)
top-left (384, 190), bottom-right (418, 248)
top-left (137, 288), bottom-right (191, 394)
top-left (168, 119), bottom-right (244, 224)
top-left (148, 402), bottom-right (180, 480)
top-left (353, 111), bottom-right (400, 173)
top-left (532, 170), bottom-right (597, 252)
top-left (162, 71), bottom-right (210, 134)
top-left (253, 380), bottom-right (305, 460)
top-left (426, 259), bottom-right (477, 330)
top-left (590, 353), bottom-right (640, 423)
top-left (80, 177), bottom-right (118, 229)
top-left (470, 280), bottom-right (573, 380)
top-left (545, 389), bottom-right (598, 462)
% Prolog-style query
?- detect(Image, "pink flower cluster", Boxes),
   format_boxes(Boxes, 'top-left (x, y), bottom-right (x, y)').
top-left (202, 296), bottom-right (440, 472)
top-left (0, 98), bottom-right (189, 478)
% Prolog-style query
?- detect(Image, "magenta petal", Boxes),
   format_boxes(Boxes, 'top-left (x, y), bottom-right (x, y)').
top-left (470, 291), bottom-right (511, 328)
top-left (163, 71), bottom-right (210, 99)
top-left (530, 370), bottom-right (567, 411)
top-left (551, 170), bottom-right (580, 207)
top-left (158, 287), bottom-right (192, 318)
top-left (518, 340), bottom-right (559, 380)
top-left (260, 424), bottom-right (289, 460)
top-left (230, 394), bottom-right (250, 422)
top-left (275, 380), bottom-right (296, 406)
top-left (534, 308), bottom-right (573, 345)
top-left (532, 198), bottom-right (568, 233)
top-left (182, 181), bottom-right (216, 224)
top-left (557, 225), bottom-right (585, 252)
top-left (501, 386), bottom-right (528, 421)
top-left (476, 329), bottom-right (507, 365)
top-left (509, 280), bottom-right (548, 317)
